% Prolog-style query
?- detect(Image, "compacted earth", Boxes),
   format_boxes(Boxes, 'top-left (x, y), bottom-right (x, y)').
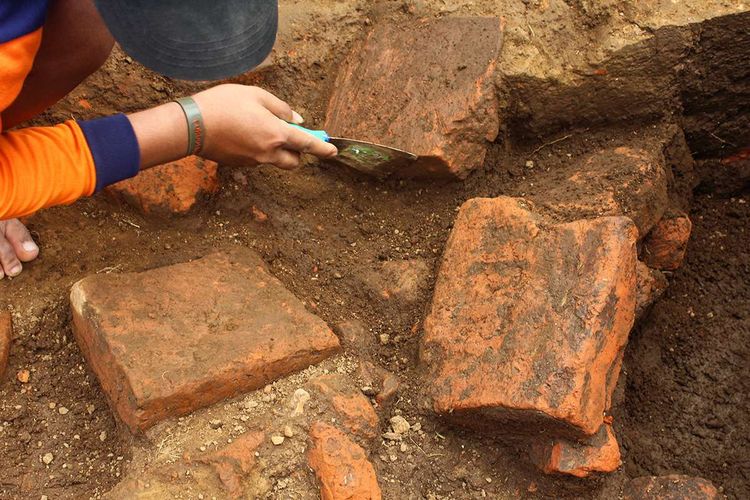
top-left (1, 1), bottom-right (748, 499)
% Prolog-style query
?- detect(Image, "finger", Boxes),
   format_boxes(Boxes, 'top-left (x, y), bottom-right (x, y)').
top-left (5, 219), bottom-right (39, 262)
top-left (269, 149), bottom-right (301, 170)
top-left (256, 89), bottom-right (295, 122)
top-left (284, 126), bottom-right (338, 158)
top-left (0, 236), bottom-right (22, 278)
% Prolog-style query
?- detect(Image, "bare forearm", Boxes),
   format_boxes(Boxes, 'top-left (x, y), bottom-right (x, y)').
top-left (127, 102), bottom-right (188, 169)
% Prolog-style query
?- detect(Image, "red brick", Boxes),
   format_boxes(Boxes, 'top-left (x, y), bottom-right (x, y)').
top-left (420, 197), bottom-right (637, 437)
top-left (309, 375), bottom-right (379, 440)
top-left (324, 18), bottom-right (502, 179)
top-left (0, 312), bottom-right (11, 380)
top-left (107, 156), bottom-right (218, 214)
top-left (623, 475), bottom-right (720, 500)
top-left (198, 431), bottom-right (265, 498)
top-left (643, 211), bottom-right (692, 270)
top-left (356, 361), bottom-right (400, 409)
top-left (529, 423), bottom-right (621, 477)
top-left (635, 261), bottom-right (668, 320)
top-left (307, 422), bottom-right (382, 500)
top-left (70, 249), bottom-right (340, 432)
top-left (536, 147), bottom-right (669, 238)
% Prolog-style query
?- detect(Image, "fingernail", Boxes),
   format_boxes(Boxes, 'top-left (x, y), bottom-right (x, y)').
top-left (9, 264), bottom-right (21, 276)
top-left (291, 111), bottom-right (304, 124)
top-left (23, 241), bottom-right (38, 253)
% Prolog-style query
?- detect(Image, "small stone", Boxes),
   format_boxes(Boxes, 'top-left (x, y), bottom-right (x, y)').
top-left (48, 402), bottom-right (56, 409)
top-left (99, 431), bottom-right (107, 442)
top-left (209, 419), bottom-right (223, 429)
top-left (525, 160), bottom-right (535, 168)
top-left (379, 334), bottom-right (390, 345)
top-left (86, 404), bottom-right (95, 415)
top-left (41, 496), bottom-right (48, 500)
top-left (42, 453), bottom-right (53, 465)
top-left (244, 400), bottom-right (259, 410)
top-left (389, 454), bottom-right (398, 462)
top-left (400, 443), bottom-right (408, 452)
top-left (334, 272), bottom-right (343, 279)
top-left (290, 388), bottom-right (311, 417)
top-left (283, 425), bottom-right (294, 438)
top-left (58, 407), bottom-right (69, 415)
top-left (382, 432), bottom-right (402, 441)
top-left (16, 369), bottom-right (30, 383)
top-left (390, 415), bottom-right (410, 435)
top-left (271, 435), bottom-right (285, 446)
top-left (412, 422), bottom-right (422, 432)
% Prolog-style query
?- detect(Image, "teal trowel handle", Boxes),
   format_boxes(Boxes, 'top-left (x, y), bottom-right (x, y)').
top-left (288, 123), bottom-right (330, 142)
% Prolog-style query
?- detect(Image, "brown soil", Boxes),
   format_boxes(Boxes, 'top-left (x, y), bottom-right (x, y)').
top-left (620, 160), bottom-right (750, 499)
top-left (1, 1), bottom-right (748, 499)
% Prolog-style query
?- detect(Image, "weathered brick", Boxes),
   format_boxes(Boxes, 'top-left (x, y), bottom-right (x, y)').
top-left (0, 312), bottom-right (11, 380)
top-left (309, 375), bottom-right (379, 440)
top-left (643, 211), bottom-right (692, 270)
top-left (536, 147), bottom-right (669, 238)
top-left (198, 431), bottom-right (265, 498)
top-left (70, 249), bottom-right (340, 432)
top-left (325, 17), bottom-right (502, 179)
top-left (307, 422), bottom-right (382, 500)
top-left (623, 475), bottom-right (720, 500)
top-left (635, 261), bottom-right (668, 320)
top-left (529, 423), bottom-right (621, 477)
top-left (420, 197), bottom-right (637, 437)
top-left (107, 156), bottom-right (218, 214)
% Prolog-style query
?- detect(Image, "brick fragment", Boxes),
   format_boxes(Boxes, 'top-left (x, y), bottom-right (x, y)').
top-left (529, 423), bottom-right (621, 477)
top-left (307, 422), bottom-right (382, 500)
top-left (199, 431), bottom-right (265, 498)
top-left (0, 312), bottom-right (10, 380)
top-left (623, 475), bottom-right (720, 500)
top-left (309, 375), bottom-right (379, 440)
top-left (107, 156), bottom-right (218, 214)
top-left (70, 249), bottom-right (340, 432)
top-left (420, 197), bottom-right (637, 437)
top-left (324, 17), bottom-right (503, 179)
top-left (357, 361), bottom-right (400, 408)
top-left (536, 147), bottom-right (669, 238)
top-left (635, 261), bottom-right (668, 320)
top-left (643, 211), bottom-right (692, 270)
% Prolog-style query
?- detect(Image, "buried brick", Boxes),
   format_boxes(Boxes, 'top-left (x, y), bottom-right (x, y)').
top-left (106, 156), bottom-right (218, 214)
top-left (324, 17), bottom-right (502, 179)
top-left (70, 249), bottom-right (340, 432)
top-left (420, 197), bottom-right (637, 437)
top-left (529, 423), bottom-right (621, 478)
top-left (308, 375), bottom-right (380, 440)
top-left (635, 261), bottom-right (668, 321)
top-left (622, 475), bottom-right (720, 500)
top-left (642, 210), bottom-right (693, 270)
top-left (308, 421), bottom-right (382, 500)
top-left (533, 146), bottom-right (670, 238)
top-left (0, 311), bottom-right (11, 380)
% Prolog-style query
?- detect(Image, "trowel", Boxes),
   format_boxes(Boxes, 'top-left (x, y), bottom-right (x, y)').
top-left (289, 124), bottom-right (418, 178)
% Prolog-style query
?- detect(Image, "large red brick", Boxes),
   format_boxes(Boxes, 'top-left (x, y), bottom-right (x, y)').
top-left (324, 17), bottom-right (502, 179)
top-left (0, 312), bottom-right (11, 380)
top-left (107, 156), bottom-right (218, 214)
top-left (307, 422), bottom-right (382, 500)
top-left (642, 211), bottom-right (692, 270)
top-left (529, 423), bottom-right (621, 477)
top-left (420, 197), bottom-right (637, 437)
top-left (70, 249), bottom-right (341, 432)
top-left (623, 475), bottom-right (720, 500)
top-left (535, 147), bottom-right (669, 238)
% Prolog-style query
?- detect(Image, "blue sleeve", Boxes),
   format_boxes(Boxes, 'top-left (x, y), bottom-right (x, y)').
top-left (78, 114), bottom-right (141, 192)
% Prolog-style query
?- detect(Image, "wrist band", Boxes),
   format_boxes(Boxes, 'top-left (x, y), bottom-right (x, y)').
top-left (175, 96), bottom-right (205, 156)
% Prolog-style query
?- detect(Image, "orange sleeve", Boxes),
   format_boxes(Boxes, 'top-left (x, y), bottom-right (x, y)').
top-left (0, 121), bottom-right (97, 219)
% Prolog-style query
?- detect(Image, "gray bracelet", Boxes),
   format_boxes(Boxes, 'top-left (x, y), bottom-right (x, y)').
top-left (175, 96), bottom-right (205, 156)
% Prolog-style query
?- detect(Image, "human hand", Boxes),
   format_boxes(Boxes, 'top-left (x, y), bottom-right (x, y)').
top-left (192, 84), bottom-right (337, 169)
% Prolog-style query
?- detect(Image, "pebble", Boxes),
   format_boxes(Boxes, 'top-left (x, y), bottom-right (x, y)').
top-left (289, 388), bottom-right (311, 417)
top-left (283, 425), bottom-right (294, 438)
top-left (390, 415), bottom-right (410, 435)
top-left (86, 404), bottom-right (96, 415)
top-left (48, 403), bottom-right (56, 409)
top-left (209, 419), bottom-right (223, 429)
top-left (412, 422), bottom-right (422, 432)
top-left (16, 370), bottom-right (30, 383)
top-left (244, 400), bottom-right (259, 410)
top-left (271, 435), bottom-right (285, 446)
top-left (42, 453), bottom-right (53, 465)
top-left (379, 334), bottom-right (390, 345)
top-left (525, 160), bottom-right (535, 168)
top-left (400, 443), bottom-right (408, 452)
top-left (58, 407), bottom-right (69, 415)
top-left (334, 272), bottom-right (343, 279)
top-left (382, 432), bottom-right (402, 441)
top-left (99, 431), bottom-right (107, 442)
